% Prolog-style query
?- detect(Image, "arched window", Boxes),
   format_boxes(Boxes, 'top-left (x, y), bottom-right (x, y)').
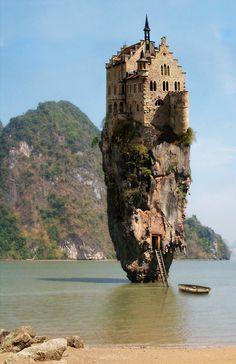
top-left (113, 102), bottom-right (117, 113)
top-left (114, 85), bottom-right (116, 95)
top-left (167, 66), bottom-right (170, 76)
top-left (121, 84), bottom-right (125, 94)
top-left (164, 64), bottom-right (167, 75)
top-left (178, 82), bottom-right (180, 91)
top-left (155, 98), bottom-right (164, 106)
top-left (153, 81), bottom-right (157, 91)
top-left (161, 65), bottom-right (163, 75)
top-left (163, 81), bottom-right (165, 91)
top-left (119, 102), bottom-right (124, 113)
top-left (174, 81), bottom-right (177, 91)
top-left (150, 81), bottom-right (153, 91)
top-left (109, 104), bottom-right (112, 113)
top-left (137, 104), bottom-right (139, 112)
top-left (166, 81), bottom-right (169, 91)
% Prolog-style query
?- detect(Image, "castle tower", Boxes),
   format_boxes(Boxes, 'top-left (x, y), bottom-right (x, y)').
top-left (143, 15), bottom-right (151, 53)
top-left (106, 16), bottom-right (189, 136)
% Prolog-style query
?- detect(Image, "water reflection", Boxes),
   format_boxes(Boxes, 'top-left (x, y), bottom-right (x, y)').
top-left (101, 283), bottom-right (188, 345)
top-left (37, 277), bottom-right (128, 284)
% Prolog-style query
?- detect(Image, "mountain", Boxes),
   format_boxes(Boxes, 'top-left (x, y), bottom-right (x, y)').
top-left (0, 101), bottom-right (114, 259)
top-left (183, 215), bottom-right (230, 260)
top-left (228, 240), bottom-right (236, 259)
top-left (0, 101), bottom-right (230, 260)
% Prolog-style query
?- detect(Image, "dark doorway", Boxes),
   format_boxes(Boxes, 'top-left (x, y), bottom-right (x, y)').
top-left (152, 234), bottom-right (162, 251)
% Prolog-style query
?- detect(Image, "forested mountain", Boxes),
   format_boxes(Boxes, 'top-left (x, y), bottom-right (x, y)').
top-left (0, 102), bottom-right (230, 260)
top-left (183, 215), bottom-right (230, 259)
top-left (0, 101), bottom-right (113, 259)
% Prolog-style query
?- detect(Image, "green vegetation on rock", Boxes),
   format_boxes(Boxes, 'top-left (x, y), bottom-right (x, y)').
top-left (0, 101), bottom-right (113, 260)
top-left (0, 203), bottom-right (28, 259)
top-left (183, 215), bottom-right (230, 259)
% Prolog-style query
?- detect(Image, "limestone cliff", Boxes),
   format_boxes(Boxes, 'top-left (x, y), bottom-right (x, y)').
top-left (0, 101), bottom-right (113, 260)
top-left (101, 119), bottom-right (192, 282)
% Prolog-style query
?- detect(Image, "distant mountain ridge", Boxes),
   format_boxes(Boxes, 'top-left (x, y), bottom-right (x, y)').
top-left (0, 101), bottom-right (231, 260)
top-left (183, 215), bottom-right (230, 260)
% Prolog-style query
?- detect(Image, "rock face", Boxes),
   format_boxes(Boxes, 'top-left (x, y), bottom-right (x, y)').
top-left (0, 326), bottom-right (36, 353)
top-left (101, 119), bottom-right (192, 282)
top-left (66, 336), bottom-right (84, 349)
top-left (5, 338), bottom-right (67, 363)
top-left (0, 101), bottom-right (113, 260)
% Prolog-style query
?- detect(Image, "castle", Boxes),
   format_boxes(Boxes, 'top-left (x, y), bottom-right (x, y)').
top-left (106, 16), bottom-right (189, 136)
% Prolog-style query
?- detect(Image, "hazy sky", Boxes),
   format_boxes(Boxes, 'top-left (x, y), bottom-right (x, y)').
top-left (1, 0), bottom-right (236, 242)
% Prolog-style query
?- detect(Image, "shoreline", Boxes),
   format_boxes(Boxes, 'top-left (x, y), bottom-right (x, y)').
top-left (1, 345), bottom-right (236, 364)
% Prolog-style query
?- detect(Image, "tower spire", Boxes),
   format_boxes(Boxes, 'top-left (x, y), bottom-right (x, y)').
top-left (143, 15), bottom-right (150, 42)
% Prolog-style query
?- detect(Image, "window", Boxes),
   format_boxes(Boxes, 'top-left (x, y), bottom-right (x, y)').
top-left (161, 65), bottom-right (163, 75)
top-left (150, 81), bottom-right (153, 91)
top-left (155, 99), bottom-right (164, 106)
top-left (121, 84), bottom-right (125, 94)
top-left (167, 66), bottom-right (170, 76)
top-left (153, 81), bottom-right (157, 91)
top-left (163, 81), bottom-right (165, 91)
top-left (109, 104), bottom-right (112, 113)
top-left (113, 102), bottom-right (117, 113)
top-left (114, 85), bottom-right (116, 95)
top-left (166, 81), bottom-right (169, 91)
top-left (134, 84), bottom-right (137, 93)
top-left (108, 85), bottom-right (111, 95)
top-left (119, 102), bottom-right (124, 113)
top-left (138, 83), bottom-right (142, 92)
top-left (178, 82), bottom-right (180, 91)
top-left (137, 104), bottom-right (139, 112)
top-left (174, 81), bottom-right (177, 91)
top-left (164, 64), bottom-right (167, 75)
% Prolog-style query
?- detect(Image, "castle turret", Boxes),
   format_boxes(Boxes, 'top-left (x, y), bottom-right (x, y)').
top-left (137, 50), bottom-right (149, 77)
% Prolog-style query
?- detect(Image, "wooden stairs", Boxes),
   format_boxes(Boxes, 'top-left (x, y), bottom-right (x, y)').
top-left (154, 249), bottom-right (169, 287)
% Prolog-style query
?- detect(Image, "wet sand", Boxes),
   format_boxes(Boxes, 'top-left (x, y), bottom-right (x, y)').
top-left (1, 345), bottom-right (236, 364)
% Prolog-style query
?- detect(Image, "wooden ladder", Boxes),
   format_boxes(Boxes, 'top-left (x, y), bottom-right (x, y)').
top-left (154, 249), bottom-right (169, 287)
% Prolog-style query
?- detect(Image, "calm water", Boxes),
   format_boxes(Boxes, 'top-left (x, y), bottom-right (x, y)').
top-left (0, 260), bottom-right (236, 347)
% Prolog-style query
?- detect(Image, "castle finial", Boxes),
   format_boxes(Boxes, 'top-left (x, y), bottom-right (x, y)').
top-left (144, 15), bottom-right (150, 32)
top-left (143, 15), bottom-right (151, 51)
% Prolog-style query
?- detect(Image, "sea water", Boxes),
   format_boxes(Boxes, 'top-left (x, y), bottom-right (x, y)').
top-left (0, 260), bottom-right (235, 346)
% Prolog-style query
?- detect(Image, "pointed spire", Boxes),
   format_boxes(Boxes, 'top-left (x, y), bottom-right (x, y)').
top-left (143, 15), bottom-right (150, 43)
top-left (143, 15), bottom-right (150, 31)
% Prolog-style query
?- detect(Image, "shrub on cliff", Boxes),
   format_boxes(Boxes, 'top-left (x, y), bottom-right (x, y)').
top-left (0, 204), bottom-right (29, 259)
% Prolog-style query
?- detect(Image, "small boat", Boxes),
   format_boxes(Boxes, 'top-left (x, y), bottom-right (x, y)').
top-left (178, 284), bottom-right (211, 294)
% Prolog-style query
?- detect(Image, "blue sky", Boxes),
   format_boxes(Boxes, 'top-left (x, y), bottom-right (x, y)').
top-left (1, 0), bottom-right (236, 243)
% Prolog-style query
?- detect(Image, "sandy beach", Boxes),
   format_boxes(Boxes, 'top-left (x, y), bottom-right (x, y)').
top-left (1, 345), bottom-right (236, 364)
